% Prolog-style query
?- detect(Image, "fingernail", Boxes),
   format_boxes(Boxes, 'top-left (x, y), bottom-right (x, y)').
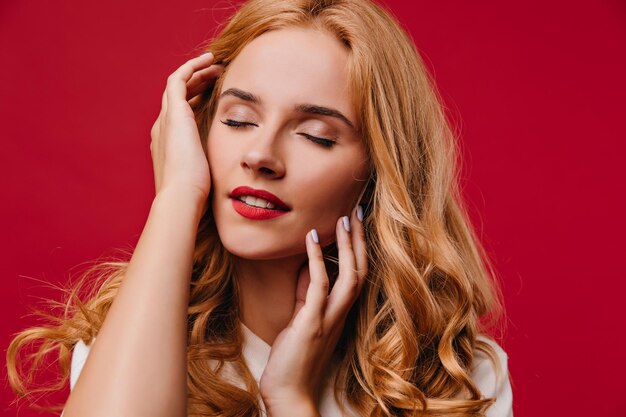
top-left (311, 228), bottom-right (319, 244)
top-left (200, 51), bottom-right (213, 58)
top-left (342, 216), bottom-right (351, 232)
top-left (356, 205), bottom-right (364, 222)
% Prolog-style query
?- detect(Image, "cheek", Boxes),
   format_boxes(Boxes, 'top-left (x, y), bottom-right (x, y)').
top-left (206, 135), bottom-right (219, 185)
top-left (292, 156), bottom-right (368, 238)
top-left (206, 117), bottom-right (229, 155)
top-left (206, 129), bottom-right (236, 183)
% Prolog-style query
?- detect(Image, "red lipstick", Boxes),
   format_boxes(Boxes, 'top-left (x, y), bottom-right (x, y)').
top-left (229, 186), bottom-right (291, 220)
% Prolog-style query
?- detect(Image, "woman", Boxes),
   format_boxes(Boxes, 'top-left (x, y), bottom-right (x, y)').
top-left (7, 0), bottom-right (512, 416)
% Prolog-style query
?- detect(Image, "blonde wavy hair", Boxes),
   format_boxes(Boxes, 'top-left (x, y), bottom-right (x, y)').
top-left (7, 0), bottom-right (506, 415)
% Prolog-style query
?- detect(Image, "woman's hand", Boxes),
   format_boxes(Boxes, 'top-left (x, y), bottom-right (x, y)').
top-left (150, 52), bottom-right (223, 207)
top-left (259, 205), bottom-right (368, 415)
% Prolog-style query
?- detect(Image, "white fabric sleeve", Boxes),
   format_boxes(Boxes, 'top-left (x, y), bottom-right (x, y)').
top-left (70, 338), bottom-right (94, 390)
top-left (471, 335), bottom-right (513, 417)
top-left (63, 335), bottom-right (512, 416)
top-left (61, 338), bottom-right (94, 417)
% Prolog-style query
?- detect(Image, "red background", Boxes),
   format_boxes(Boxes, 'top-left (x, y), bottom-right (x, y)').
top-left (2, 0), bottom-right (625, 416)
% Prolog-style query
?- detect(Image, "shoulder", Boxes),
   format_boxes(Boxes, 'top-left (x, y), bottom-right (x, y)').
top-left (471, 334), bottom-right (513, 417)
top-left (68, 335), bottom-right (513, 415)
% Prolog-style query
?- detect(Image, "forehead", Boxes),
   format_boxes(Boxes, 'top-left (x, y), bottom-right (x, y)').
top-left (220, 26), bottom-right (354, 120)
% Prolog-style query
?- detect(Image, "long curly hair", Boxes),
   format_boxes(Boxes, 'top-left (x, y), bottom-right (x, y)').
top-left (6, 0), bottom-right (506, 415)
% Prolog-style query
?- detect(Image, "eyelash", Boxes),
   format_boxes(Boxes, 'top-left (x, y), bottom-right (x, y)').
top-left (220, 119), bottom-right (336, 148)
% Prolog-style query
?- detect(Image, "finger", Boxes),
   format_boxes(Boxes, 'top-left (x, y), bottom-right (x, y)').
top-left (287, 264), bottom-right (310, 328)
top-left (295, 264), bottom-right (311, 307)
top-left (299, 228), bottom-right (329, 323)
top-left (161, 89), bottom-right (168, 114)
top-left (350, 204), bottom-right (368, 288)
top-left (188, 95), bottom-right (203, 110)
top-left (326, 215), bottom-right (359, 322)
top-left (166, 52), bottom-right (215, 110)
top-left (186, 64), bottom-right (224, 101)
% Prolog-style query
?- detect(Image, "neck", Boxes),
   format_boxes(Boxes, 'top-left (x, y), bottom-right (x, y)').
top-left (234, 253), bottom-right (308, 346)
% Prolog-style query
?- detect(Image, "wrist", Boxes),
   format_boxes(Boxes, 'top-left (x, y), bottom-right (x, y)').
top-left (153, 187), bottom-right (208, 223)
top-left (156, 184), bottom-right (208, 203)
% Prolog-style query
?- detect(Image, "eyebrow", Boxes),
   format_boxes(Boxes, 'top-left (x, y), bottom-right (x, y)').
top-left (220, 87), bottom-right (355, 129)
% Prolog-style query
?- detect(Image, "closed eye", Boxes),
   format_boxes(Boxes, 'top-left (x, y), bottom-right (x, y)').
top-left (220, 119), bottom-right (259, 128)
top-left (297, 133), bottom-right (336, 148)
top-left (221, 119), bottom-right (336, 148)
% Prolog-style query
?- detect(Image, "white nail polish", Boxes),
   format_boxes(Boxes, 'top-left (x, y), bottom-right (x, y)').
top-left (342, 216), bottom-right (351, 232)
top-left (311, 228), bottom-right (319, 243)
top-left (357, 205), bottom-right (364, 222)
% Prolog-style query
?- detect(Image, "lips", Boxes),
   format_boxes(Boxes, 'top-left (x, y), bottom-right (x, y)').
top-left (229, 186), bottom-right (291, 211)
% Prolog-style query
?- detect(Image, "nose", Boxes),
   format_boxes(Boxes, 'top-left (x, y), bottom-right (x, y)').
top-left (239, 128), bottom-right (286, 179)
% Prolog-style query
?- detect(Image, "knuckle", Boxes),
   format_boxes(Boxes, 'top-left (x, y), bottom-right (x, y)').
top-left (166, 73), bottom-right (178, 87)
top-left (318, 278), bottom-right (330, 293)
top-left (304, 321), bottom-right (324, 339)
top-left (361, 255), bottom-right (369, 274)
top-left (313, 325), bottom-right (324, 339)
top-left (359, 269), bottom-right (368, 281)
top-left (164, 110), bottom-right (176, 124)
top-left (150, 123), bottom-right (159, 139)
top-left (313, 251), bottom-right (325, 263)
top-left (345, 274), bottom-right (360, 297)
top-left (357, 265), bottom-right (368, 283)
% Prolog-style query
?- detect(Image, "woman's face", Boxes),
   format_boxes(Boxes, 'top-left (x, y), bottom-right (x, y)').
top-left (207, 26), bottom-right (369, 260)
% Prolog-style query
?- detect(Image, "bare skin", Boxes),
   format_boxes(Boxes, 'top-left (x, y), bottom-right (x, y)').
top-left (207, 27), bottom-right (370, 412)
top-left (63, 26), bottom-right (369, 417)
top-left (62, 53), bottom-right (222, 417)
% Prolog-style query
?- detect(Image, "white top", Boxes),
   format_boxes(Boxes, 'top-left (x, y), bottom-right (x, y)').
top-left (65, 323), bottom-right (513, 416)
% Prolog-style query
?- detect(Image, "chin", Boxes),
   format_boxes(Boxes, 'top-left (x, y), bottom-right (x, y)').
top-left (216, 225), bottom-right (305, 261)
